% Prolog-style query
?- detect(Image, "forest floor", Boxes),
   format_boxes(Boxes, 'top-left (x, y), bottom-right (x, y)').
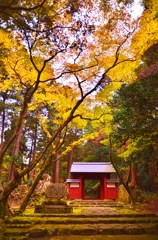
top-left (135, 192), bottom-right (158, 215)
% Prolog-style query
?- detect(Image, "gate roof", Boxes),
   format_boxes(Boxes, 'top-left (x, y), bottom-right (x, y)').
top-left (70, 162), bottom-right (116, 173)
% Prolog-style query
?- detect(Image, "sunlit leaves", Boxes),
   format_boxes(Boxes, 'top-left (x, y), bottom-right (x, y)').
top-left (132, 0), bottom-right (158, 57)
top-left (1, 0), bottom-right (154, 186)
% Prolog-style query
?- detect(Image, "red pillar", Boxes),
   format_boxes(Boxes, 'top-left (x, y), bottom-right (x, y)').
top-left (79, 175), bottom-right (83, 199)
top-left (99, 177), bottom-right (103, 200)
top-left (104, 176), bottom-right (107, 199)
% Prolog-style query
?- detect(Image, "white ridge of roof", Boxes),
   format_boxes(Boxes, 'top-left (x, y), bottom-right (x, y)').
top-left (70, 162), bottom-right (116, 173)
top-left (66, 179), bottom-right (80, 183)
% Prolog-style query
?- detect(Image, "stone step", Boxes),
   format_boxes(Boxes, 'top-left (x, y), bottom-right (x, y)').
top-left (3, 235), bottom-right (158, 240)
top-left (2, 200), bottom-right (158, 239)
top-left (7, 212), bottom-right (157, 218)
top-left (4, 228), bottom-right (29, 237)
top-left (3, 222), bottom-right (158, 238)
top-left (3, 212), bottom-right (158, 239)
top-left (5, 216), bottom-right (158, 225)
top-left (69, 200), bottom-right (123, 206)
top-left (70, 204), bottom-right (124, 208)
top-left (3, 237), bottom-right (28, 240)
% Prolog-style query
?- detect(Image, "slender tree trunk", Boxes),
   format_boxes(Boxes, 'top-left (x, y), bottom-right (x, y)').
top-left (20, 165), bottom-right (48, 212)
top-left (125, 164), bottom-right (131, 185)
top-left (12, 125), bottom-right (23, 156)
top-left (0, 183), bottom-right (5, 218)
top-left (0, 194), bottom-right (8, 219)
top-left (29, 119), bottom-right (38, 180)
top-left (109, 136), bottom-right (135, 205)
top-left (67, 149), bottom-right (74, 179)
top-left (53, 152), bottom-right (60, 183)
top-left (20, 136), bottom-right (65, 212)
top-left (8, 125), bottom-right (23, 181)
top-left (130, 163), bottom-right (137, 187)
top-left (28, 139), bottom-right (34, 180)
top-left (8, 161), bottom-right (16, 181)
top-left (20, 154), bottom-right (54, 212)
top-left (0, 93), bottom-right (8, 152)
top-left (0, 113), bottom-right (64, 218)
top-left (0, 107), bottom-right (5, 152)
top-left (0, 95), bottom-right (6, 180)
top-left (150, 162), bottom-right (156, 191)
top-left (0, 171), bottom-right (21, 218)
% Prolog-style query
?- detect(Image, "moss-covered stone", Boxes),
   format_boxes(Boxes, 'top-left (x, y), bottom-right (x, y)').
top-left (2, 200), bottom-right (158, 238)
top-left (118, 185), bottom-right (130, 204)
top-left (42, 199), bottom-right (67, 205)
top-left (29, 228), bottom-right (47, 238)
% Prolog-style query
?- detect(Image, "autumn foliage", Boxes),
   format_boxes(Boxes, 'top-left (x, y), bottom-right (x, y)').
top-left (0, 0), bottom-right (158, 217)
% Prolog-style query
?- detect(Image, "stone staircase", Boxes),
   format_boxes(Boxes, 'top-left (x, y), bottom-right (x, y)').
top-left (2, 200), bottom-right (158, 239)
top-left (68, 199), bottom-right (125, 207)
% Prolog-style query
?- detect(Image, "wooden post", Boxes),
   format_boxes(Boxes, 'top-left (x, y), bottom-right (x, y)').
top-left (104, 175), bottom-right (107, 199)
top-left (79, 175), bottom-right (83, 199)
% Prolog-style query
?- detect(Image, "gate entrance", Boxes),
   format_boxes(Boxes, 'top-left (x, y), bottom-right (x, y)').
top-left (83, 179), bottom-right (100, 199)
top-left (67, 162), bottom-right (119, 200)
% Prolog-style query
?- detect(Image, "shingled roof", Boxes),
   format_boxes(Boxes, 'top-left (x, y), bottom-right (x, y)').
top-left (70, 162), bottom-right (116, 173)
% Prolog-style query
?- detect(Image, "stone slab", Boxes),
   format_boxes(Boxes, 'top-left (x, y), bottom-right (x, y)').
top-left (45, 183), bottom-right (66, 199)
top-left (34, 205), bottom-right (72, 213)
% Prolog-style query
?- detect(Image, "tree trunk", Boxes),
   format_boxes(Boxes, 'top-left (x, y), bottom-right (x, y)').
top-left (0, 195), bottom-right (8, 219)
top-left (150, 162), bottom-right (157, 191)
top-left (20, 154), bottom-right (54, 212)
top-left (12, 125), bottom-right (23, 156)
top-left (125, 164), bottom-right (131, 185)
top-left (8, 161), bottom-right (16, 181)
top-left (109, 136), bottom-right (135, 205)
top-left (29, 119), bottom-right (38, 180)
top-left (20, 139), bottom-right (64, 212)
top-left (0, 95), bottom-right (6, 180)
top-left (8, 125), bottom-right (23, 181)
top-left (0, 182), bottom-right (5, 219)
top-left (53, 152), bottom-right (60, 183)
top-left (67, 149), bottom-right (74, 179)
top-left (20, 167), bottom-right (46, 212)
top-left (0, 99), bottom-right (5, 152)
top-left (130, 163), bottom-right (137, 187)
top-left (0, 171), bottom-right (21, 219)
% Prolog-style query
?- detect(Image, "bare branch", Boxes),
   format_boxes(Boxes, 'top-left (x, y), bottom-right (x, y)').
top-left (112, 31), bottom-right (133, 67)
top-left (39, 57), bottom-right (99, 83)
top-left (73, 112), bottom-right (111, 122)
top-left (24, 33), bottom-right (40, 73)
top-left (74, 74), bottom-right (83, 98)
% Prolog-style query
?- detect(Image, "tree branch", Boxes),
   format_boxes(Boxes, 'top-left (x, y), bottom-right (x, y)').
top-left (74, 74), bottom-right (83, 98)
top-left (73, 112), bottom-right (111, 122)
top-left (0, 0), bottom-right (47, 11)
